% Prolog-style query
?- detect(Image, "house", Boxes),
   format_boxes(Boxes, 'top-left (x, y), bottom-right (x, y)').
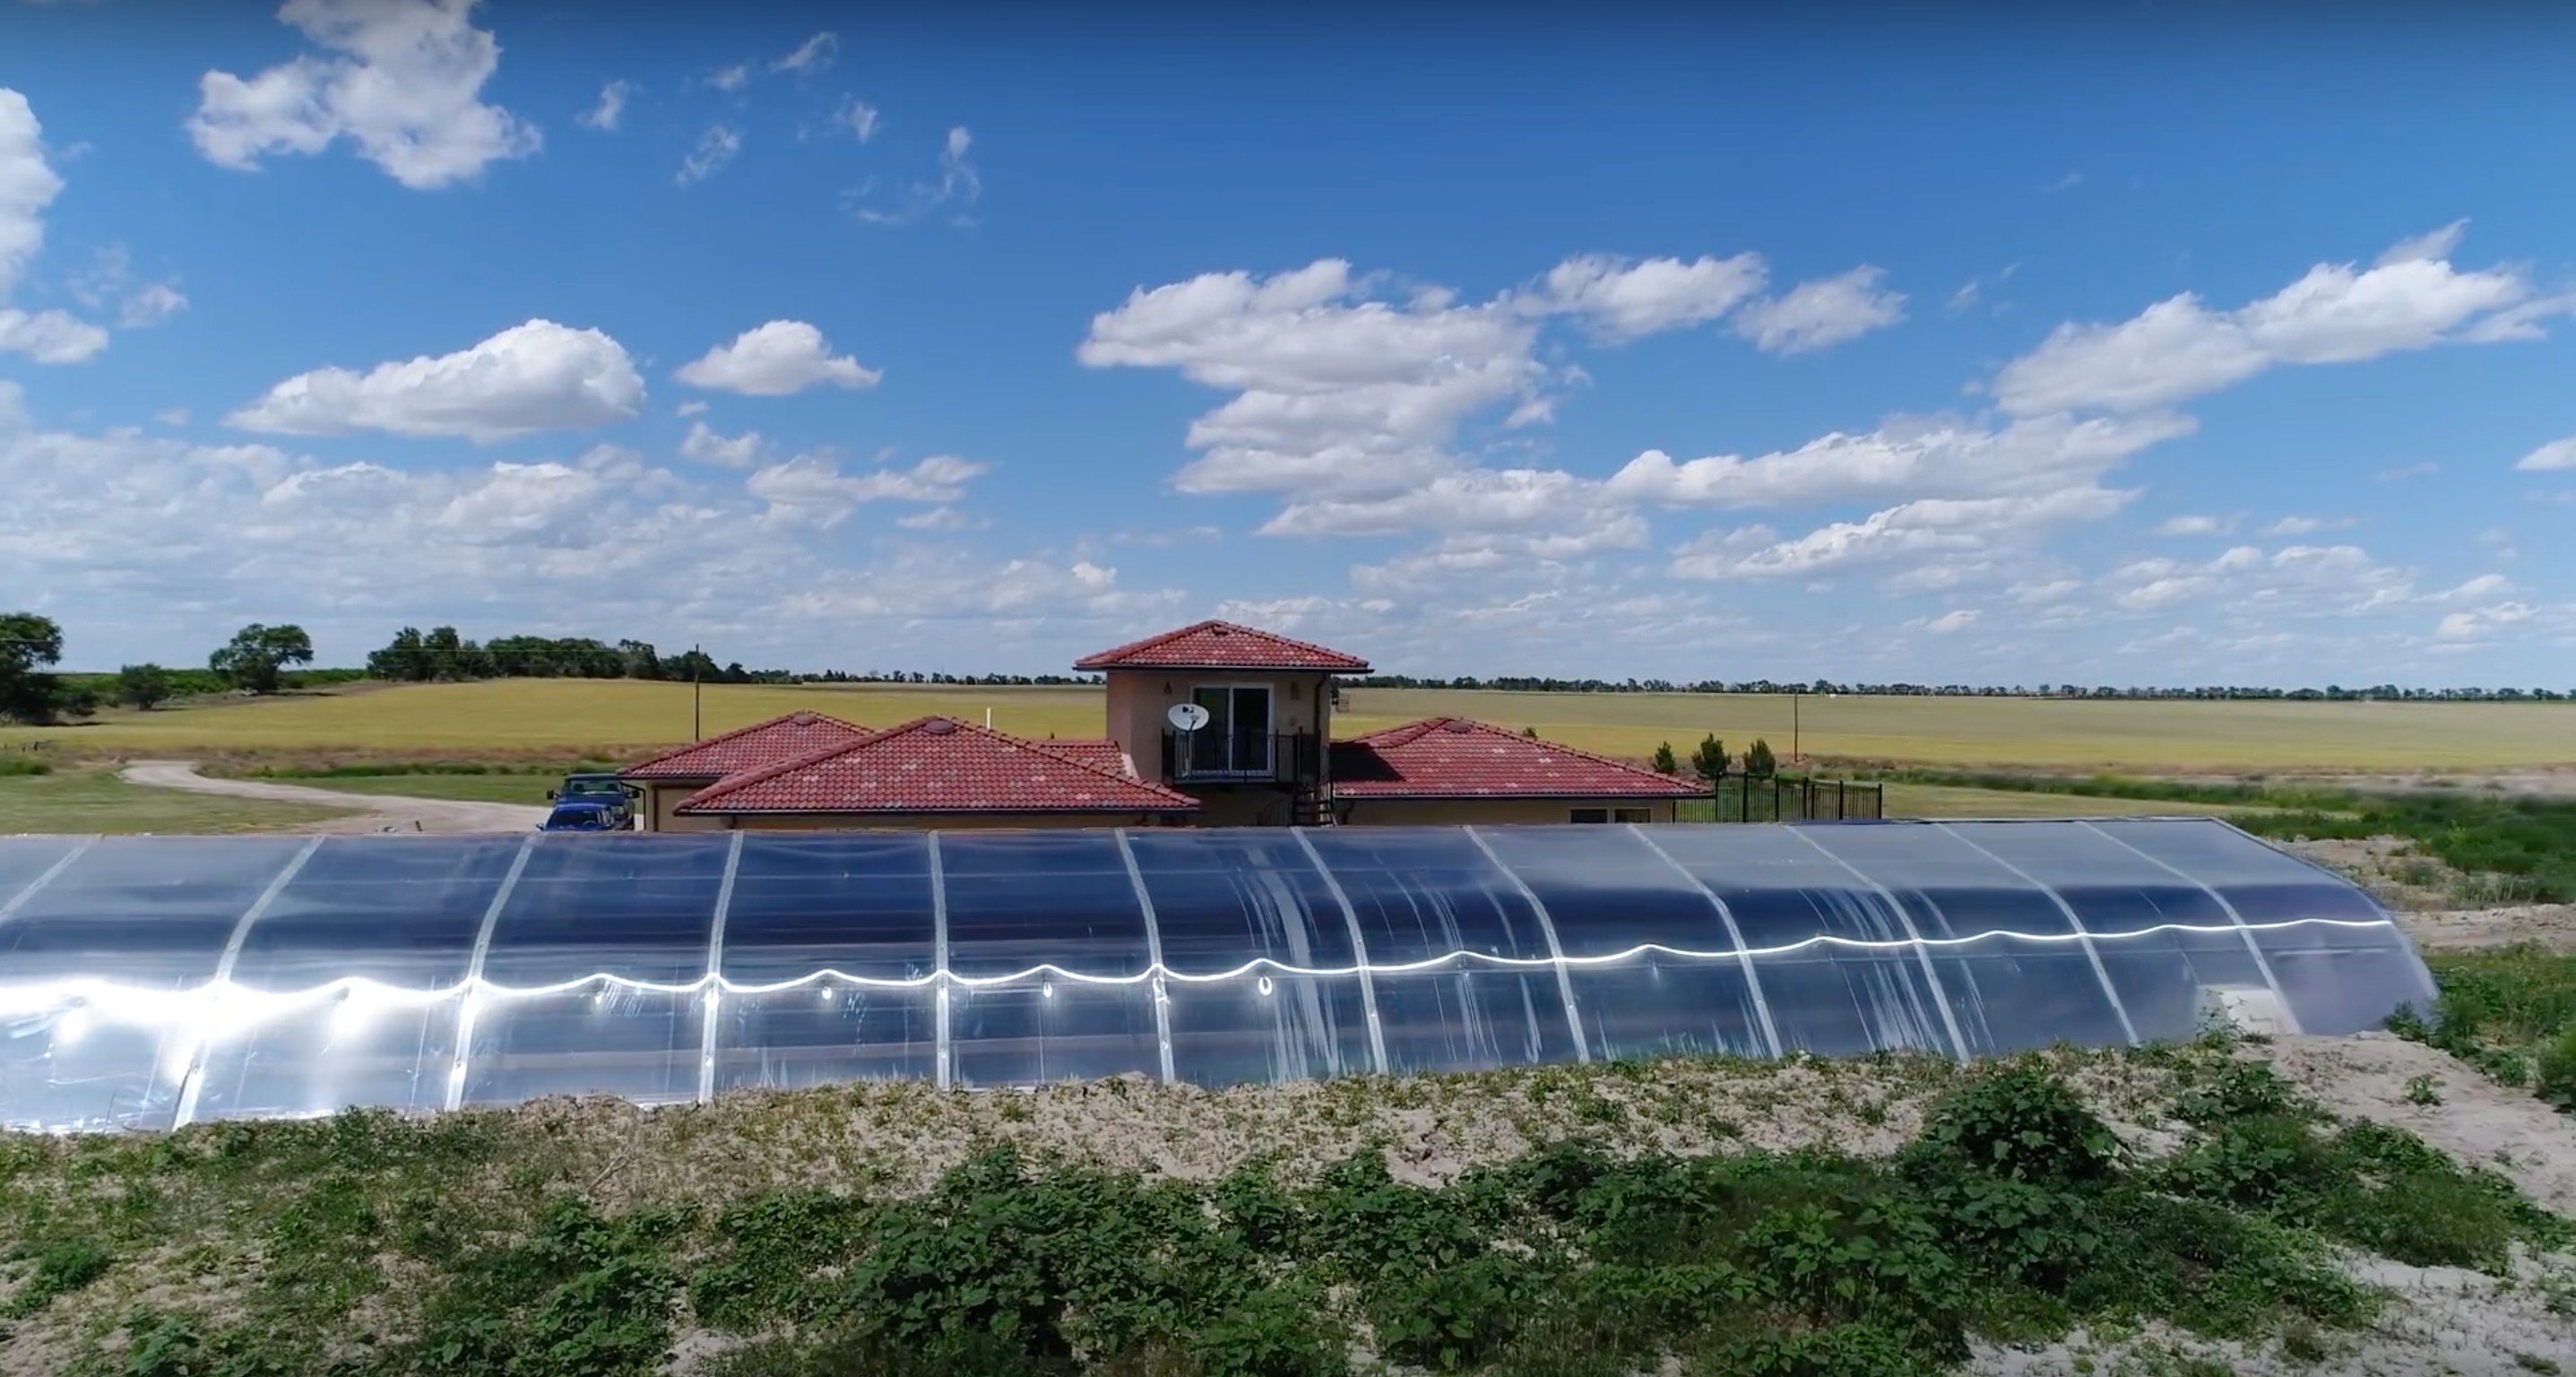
top-left (622, 619), bottom-right (1703, 830)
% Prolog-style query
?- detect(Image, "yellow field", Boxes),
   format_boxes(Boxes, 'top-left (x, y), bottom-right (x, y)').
top-left (5, 679), bottom-right (2573, 771)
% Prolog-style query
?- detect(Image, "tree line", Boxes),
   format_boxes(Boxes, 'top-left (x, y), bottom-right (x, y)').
top-left (363, 627), bottom-right (1099, 687)
top-left (2, 614), bottom-right (323, 723)
top-left (1351, 674), bottom-right (2576, 703)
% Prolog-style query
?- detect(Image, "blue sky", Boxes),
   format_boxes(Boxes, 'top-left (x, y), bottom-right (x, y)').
top-left (4, 0), bottom-right (2573, 684)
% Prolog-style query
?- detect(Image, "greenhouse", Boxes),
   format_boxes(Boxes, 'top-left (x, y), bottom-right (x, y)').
top-left (0, 818), bottom-right (2434, 1134)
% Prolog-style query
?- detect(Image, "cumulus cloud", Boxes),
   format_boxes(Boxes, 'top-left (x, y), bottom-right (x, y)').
top-left (2262, 514), bottom-right (2354, 537)
top-left (2434, 602), bottom-right (2535, 642)
top-left (676, 124), bottom-right (741, 185)
top-left (1913, 609), bottom-right (1981, 635)
top-left (1730, 265), bottom-right (1906, 354)
top-left (679, 420), bottom-right (762, 468)
top-left (1529, 253), bottom-right (1767, 342)
top-left (0, 307), bottom-right (108, 364)
top-left (2153, 514), bottom-right (2226, 537)
top-left (577, 80), bottom-right (634, 133)
top-left (676, 320), bottom-right (881, 395)
top-left (748, 454), bottom-right (986, 529)
top-left (1608, 411), bottom-right (2192, 510)
top-left (227, 319), bottom-right (644, 441)
top-left (896, 506), bottom-right (988, 532)
top-left (1993, 225), bottom-right (2538, 415)
top-left (1673, 486), bottom-right (2133, 580)
top-left (69, 246), bottom-right (188, 329)
top-left (2105, 543), bottom-right (2414, 616)
top-left (188, 0), bottom-right (540, 189)
top-left (0, 89), bottom-right (64, 299)
top-left (708, 63), bottom-right (750, 92)
top-left (1079, 258), bottom-right (1543, 499)
top-left (2516, 437), bottom-right (2576, 472)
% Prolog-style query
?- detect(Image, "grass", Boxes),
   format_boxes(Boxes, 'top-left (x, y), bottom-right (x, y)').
top-left (2239, 793), bottom-right (2576, 903)
top-left (1883, 784), bottom-right (2243, 820)
top-left (233, 771), bottom-right (564, 805)
top-left (9, 679), bottom-right (2576, 770)
top-left (2401, 947), bottom-right (2576, 1109)
top-left (0, 766), bottom-right (354, 836)
top-left (0, 1048), bottom-right (2557, 1377)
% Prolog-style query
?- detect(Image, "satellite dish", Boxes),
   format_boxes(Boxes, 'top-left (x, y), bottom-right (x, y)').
top-left (1167, 702), bottom-right (1211, 732)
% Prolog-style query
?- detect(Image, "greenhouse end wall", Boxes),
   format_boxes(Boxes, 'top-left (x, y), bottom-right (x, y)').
top-left (0, 818), bottom-right (2435, 1134)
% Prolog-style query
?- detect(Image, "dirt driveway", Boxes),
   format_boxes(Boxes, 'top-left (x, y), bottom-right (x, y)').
top-left (119, 760), bottom-right (547, 835)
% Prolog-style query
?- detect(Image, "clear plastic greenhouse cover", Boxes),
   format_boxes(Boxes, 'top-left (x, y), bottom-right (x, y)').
top-left (0, 819), bottom-right (2435, 1133)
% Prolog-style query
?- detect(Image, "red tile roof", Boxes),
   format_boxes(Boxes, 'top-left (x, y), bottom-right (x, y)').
top-left (619, 711), bottom-right (871, 781)
top-left (1073, 619), bottom-right (1371, 672)
top-left (1329, 719), bottom-right (1707, 800)
top-left (1042, 739), bottom-right (1135, 776)
top-left (677, 716), bottom-right (1200, 816)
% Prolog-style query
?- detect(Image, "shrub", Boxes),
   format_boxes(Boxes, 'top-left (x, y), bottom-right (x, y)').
top-left (1904, 1062), bottom-right (2123, 1186)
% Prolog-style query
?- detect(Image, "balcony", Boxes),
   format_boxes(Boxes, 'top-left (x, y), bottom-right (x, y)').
top-left (1161, 730), bottom-right (1322, 785)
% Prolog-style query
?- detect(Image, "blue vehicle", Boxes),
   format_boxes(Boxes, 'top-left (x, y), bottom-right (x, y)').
top-left (539, 800), bottom-right (624, 832)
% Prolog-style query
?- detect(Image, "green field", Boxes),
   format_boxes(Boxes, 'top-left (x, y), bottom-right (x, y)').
top-left (0, 768), bottom-right (353, 835)
top-left (8, 678), bottom-right (2575, 771)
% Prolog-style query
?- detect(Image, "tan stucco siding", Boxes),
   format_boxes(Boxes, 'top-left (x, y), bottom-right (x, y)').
top-left (635, 782), bottom-right (725, 832)
top-left (1334, 797), bottom-right (1681, 827)
top-left (1103, 669), bottom-right (1334, 784)
top-left (699, 811), bottom-right (1185, 832)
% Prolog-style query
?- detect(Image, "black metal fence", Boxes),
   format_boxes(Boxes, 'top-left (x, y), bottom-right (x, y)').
top-left (1674, 777), bottom-right (1883, 824)
top-left (1160, 731), bottom-right (1323, 786)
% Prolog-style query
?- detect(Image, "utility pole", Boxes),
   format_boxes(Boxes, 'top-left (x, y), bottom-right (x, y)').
top-left (1792, 690), bottom-right (1802, 766)
top-left (691, 642), bottom-right (703, 742)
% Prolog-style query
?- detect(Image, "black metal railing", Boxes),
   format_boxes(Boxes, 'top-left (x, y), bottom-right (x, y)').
top-left (1161, 730), bottom-right (1322, 785)
top-left (1674, 777), bottom-right (1884, 824)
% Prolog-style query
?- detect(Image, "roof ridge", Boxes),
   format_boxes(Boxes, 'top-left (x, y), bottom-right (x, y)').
top-left (680, 714), bottom-right (1200, 811)
top-left (1072, 619), bottom-right (1370, 671)
top-left (1434, 717), bottom-right (1687, 782)
top-left (618, 709), bottom-right (868, 775)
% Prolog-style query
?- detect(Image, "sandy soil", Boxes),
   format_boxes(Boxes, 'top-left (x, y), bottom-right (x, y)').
top-left (117, 759), bottom-right (545, 835)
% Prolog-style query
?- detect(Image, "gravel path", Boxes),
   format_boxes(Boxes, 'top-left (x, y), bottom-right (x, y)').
top-left (118, 759), bottom-right (547, 835)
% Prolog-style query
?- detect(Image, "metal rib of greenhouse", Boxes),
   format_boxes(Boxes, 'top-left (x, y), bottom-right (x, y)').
top-left (1626, 824), bottom-right (1783, 1058)
top-left (696, 832), bottom-right (747, 1104)
top-left (1933, 824), bottom-right (2140, 1047)
top-left (175, 836), bottom-right (323, 1127)
top-left (1786, 827), bottom-right (1971, 1061)
top-left (1114, 829), bottom-right (1179, 1085)
top-left (1293, 827), bottom-right (1387, 1076)
top-left (1465, 826), bottom-right (1590, 1065)
top-left (2076, 820), bottom-right (2299, 1034)
top-left (445, 836), bottom-right (535, 1112)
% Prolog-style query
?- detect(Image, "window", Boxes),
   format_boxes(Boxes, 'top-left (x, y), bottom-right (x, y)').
top-left (1613, 808), bottom-right (1653, 824)
top-left (1569, 809), bottom-right (1611, 824)
top-left (1184, 684), bottom-right (1273, 775)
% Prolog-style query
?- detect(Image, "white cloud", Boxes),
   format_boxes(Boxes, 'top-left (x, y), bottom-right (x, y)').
top-left (577, 80), bottom-right (635, 133)
top-left (1080, 258), bottom-right (1543, 499)
top-left (1914, 608), bottom-right (1981, 635)
top-left (2262, 514), bottom-right (2354, 537)
top-left (675, 400), bottom-right (707, 417)
top-left (2040, 170), bottom-right (2084, 194)
top-left (834, 95), bottom-right (879, 142)
top-left (2434, 602), bottom-right (2535, 642)
top-left (1608, 411), bottom-right (2191, 510)
top-left (677, 123), bottom-right (741, 186)
top-left (2474, 530), bottom-right (2517, 562)
top-left (2437, 573), bottom-right (2513, 602)
top-left (2106, 543), bottom-right (2414, 616)
top-left (0, 307), bottom-right (107, 363)
top-left (772, 31), bottom-right (837, 74)
top-left (0, 89), bottom-right (63, 299)
top-left (708, 63), bottom-right (751, 92)
top-left (2153, 514), bottom-right (2226, 537)
top-left (226, 318), bottom-right (644, 441)
top-left (676, 320), bottom-right (881, 396)
top-left (1674, 486), bottom-right (2133, 580)
top-left (156, 407), bottom-right (190, 427)
top-left (896, 506), bottom-right (988, 532)
top-left (1993, 225), bottom-right (2537, 415)
top-left (2376, 461), bottom-right (2440, 482)
top-left (1731, 266), bottom-right (1906, 354)
top-left (849, 126), bottom-right (981, 226)
top-left (679, 420), bottom-right (762, 468)
top-left (1529, 253), bottom-right (1766, 342)
top-left (70, 246), bottom-right (187, 328)
top-left (188, 0), bottom-right (540, 190)
top-left (2008, 577), bottom-right (2080, 606)
top-left (2376, 220), bottom-right (2467, 266)
top-left (2515, 437), bottom-right (2576, 472)
top-left (748, 454), bottom-right (986, 529)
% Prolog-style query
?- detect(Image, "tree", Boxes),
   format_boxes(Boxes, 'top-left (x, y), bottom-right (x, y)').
top-left (1522, 725), bottom-right (1540, 739)
top-left (367, 627), bottom-right (435, 682)
top-left (117, 663), bottom-right (174, 710)
top-left (0, 612), bottom-right (67, 723)
top-left (1690, 734), bottom-right (1729, 783)
top-left (1651, 741), bottom-right (1680, 775)
top-left (1745, 738), bottom-right (1778, 779)
top-left (210, 623), bottom-right (315, 695)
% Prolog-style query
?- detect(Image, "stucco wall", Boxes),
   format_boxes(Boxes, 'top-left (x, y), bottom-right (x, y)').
top-left (1335, 797), bottom-right (1681, 827)
top-left (639, 781), bottom-right (724, 832)
top-left (1103, 669), bottom-right (1334, 784)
